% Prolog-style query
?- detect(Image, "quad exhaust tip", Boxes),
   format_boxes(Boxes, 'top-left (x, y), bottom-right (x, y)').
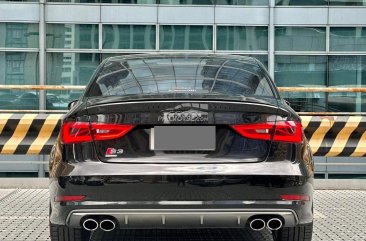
top-left (267, 218), bottom-right (283, 231)
top-left (249, 218), bottom-right (266, 231)
top-left (82, 219), bottom-right (98, 231)
top-left (100, 219), bottom-right (116, 232)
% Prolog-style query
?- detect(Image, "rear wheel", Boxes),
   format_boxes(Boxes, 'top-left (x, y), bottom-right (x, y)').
top-left (49, 223), bottom-right (85, 241)
top-left (273, 222), bottom-right (313, 241)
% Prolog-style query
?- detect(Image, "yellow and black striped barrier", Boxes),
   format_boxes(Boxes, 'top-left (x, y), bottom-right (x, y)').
top-left (0, 114), bottom-right (365, 157)
top-left (0, 114), bottom-right (62, 155)
top-left (302, 116), bottom-right (366, 157)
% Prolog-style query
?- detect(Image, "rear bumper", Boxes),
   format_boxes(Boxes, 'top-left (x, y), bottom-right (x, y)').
top-left (66, 208), bottom-right (298, 229)
top-left (50, 179), bottom-right (313, 227)
top-left (49, 160), bottom-right (313, 228)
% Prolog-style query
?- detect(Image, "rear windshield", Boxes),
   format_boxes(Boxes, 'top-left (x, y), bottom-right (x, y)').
top-left (87, 56), bottom-right (275, 101)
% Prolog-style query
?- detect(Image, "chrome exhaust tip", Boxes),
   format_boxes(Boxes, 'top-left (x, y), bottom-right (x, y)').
top-left (82, 219), bottom-right (98, 231)
top-left (249, 218), bottom-right (266, 231)
top-left (267, 218), bottom-right (283, 231)
top-left (100, 219), bottom-right (116, 232)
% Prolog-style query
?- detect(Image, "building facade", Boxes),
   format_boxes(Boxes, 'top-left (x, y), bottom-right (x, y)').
top-left (0, 0), bottom-right (366, 177)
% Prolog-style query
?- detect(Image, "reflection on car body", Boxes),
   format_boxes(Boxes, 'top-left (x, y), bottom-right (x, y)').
top-left (49, 54), bottom-right (314, 241)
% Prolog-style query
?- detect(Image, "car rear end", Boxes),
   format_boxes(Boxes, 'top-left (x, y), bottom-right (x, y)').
top-left (49, 54), bottom-right (314, 241)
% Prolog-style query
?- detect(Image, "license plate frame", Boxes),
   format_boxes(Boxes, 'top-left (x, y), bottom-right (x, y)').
top-left (150, 126), bottom-right (216, 151)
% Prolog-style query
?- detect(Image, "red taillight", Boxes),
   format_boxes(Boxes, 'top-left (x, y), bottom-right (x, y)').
top-left (54, 195), bottom-right (86, 202)
top-left (231, 121), bottom-right (303, 143)
top-left (273, 121), bottom-right (303, 143)
top-left (230, 123), bottom-right (273, 141)
top-left (92, 123), bottom-right (135, 141)
top-left (62, 121), bottom-right (135, 144)
top-left (62, 122), bottom-right (92, 144)
top-left (281, 194), bottom-right (310, 201)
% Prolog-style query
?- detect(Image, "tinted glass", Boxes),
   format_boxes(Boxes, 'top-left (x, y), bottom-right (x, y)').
top-left (327, 92), bottom-right (366, 112)
top-left (0, 90), bottom-right (40, 110)
top-left (275, 55), bottom-right (327, 87)
top-left (47, 0), bottom-right (98, 2)
top-left (246, 55), bottom-right (268, 69)
top-left (330, 27), bottom-right (366, 52)
top-left (0, 23), bottom-right (39, 48)
top-left (0, 0), bottom-right (37, 2)
top-left (275, 55), bottom-right (327, 112)
top-left (216, 0), bottom-right (268, 5)
top-left (275, 0), bottom-right (328, 5)
top-left (160, 26), bottom-right (213, 50)
top-left (46, 52), bottom-right (100, 86)
top-left (160, 0), bottom-right (213, 4)
top-left (46, 90), bottom-right (83, 110)
top-left (275, 27), bottom-right (326, 51)
top-left (46, 24), bottom-right (98, 49)
top-left (87, 56), bottom-right (274, 100)
top-left (217, 26), bottom-right (268, 51)
top-left (329, 56), bottom-right (366, 87)
top-left (329, 0), bottom-right (366, 5)
top-left (0, 52), bottom-right (39, 110)
top-left (101, 0), bottom-right (156, 3)
top-left (0, 52), bottom-right (39, 85)
top-left (48, 0), bottom-right (156, 3)
top-left (103, 25), bottom-right (156, 49)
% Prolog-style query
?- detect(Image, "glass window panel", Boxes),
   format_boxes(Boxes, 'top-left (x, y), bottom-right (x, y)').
top-left (48, 0), bottom-right (99, 2)
top-left (46, 90), bottom-right (83, 110)
top-left (102, 53), bottom-right (137, 61)
top-left (0, 0), bottom-right (37, 2)
top-left (88, 55), bottom-right (274, 99)
top-left (330, 27), bottom-right (366, 52)
top-left (327, 92), bottom-right (365, 112)
top-left (0, 23), bottom-right (39, 48)
top-left (216, 0), bottom-right (268, 5)
top-left (48, 0), bottom-right (155, 3)
top-left (46, 24), bottom-right (98, 49)
top-left (0, 52), bottom-right (39, 85)
top-left (275, 27), bottom-right (326, 51)
top-left (46, 52), bottom-right (100, 86)
top-left (275, 0), bottom-right (328, 5)
top-left (160, 0), bottom-right (213, 4)
top-left (217, 26), bottom-right (268, 51)
top-left (275, 55), bottom-right (327, 111)
top-left (329, 0), bottom-right (366, 6)
top-left (282, 92), bottom-right (327, 112)
top-left (103, 25), bottom-right (156, 49)
top-left (160, 25), bottom-right (213, 50)
top-left (0, 90), bottom-right (40, 110)
top-left (275, 55), bottom-right (327, 87)
top-left (101, 0), bottom-right (155, 3)
top-left (249, 54), bottom-right (268, 69)
top-left (329, 56), bottom-right (366, 87)
top-left (0, 52), bottom-right (39, 110)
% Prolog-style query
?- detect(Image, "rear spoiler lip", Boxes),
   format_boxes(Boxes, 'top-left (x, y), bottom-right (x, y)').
top-left (85, 99), bottom-right (279, 110)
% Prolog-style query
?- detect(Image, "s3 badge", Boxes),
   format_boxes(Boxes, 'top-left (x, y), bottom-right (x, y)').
top-left (105, 148), bottom-right (124, 157)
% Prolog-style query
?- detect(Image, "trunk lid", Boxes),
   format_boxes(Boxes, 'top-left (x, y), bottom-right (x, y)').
top-left (86, 97), bottom-right (279, 163)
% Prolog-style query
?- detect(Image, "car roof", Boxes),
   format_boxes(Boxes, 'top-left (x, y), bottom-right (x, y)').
top-left (107, 53), bottom-right (259, 66)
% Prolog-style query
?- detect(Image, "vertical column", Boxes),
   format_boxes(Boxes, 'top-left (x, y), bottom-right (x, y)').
top-left (268, 0), bottom-right (275, 78)
top-left (38, 0), bottom-right (46, 177)
top-left (39, 0), bottom-right (46, 110)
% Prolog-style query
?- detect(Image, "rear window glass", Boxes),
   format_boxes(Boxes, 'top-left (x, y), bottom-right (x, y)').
top-left (87, 56), bottom-right (275, 101)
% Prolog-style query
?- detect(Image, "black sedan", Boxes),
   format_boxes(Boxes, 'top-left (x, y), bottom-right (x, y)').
top-left (49, 54), bottom-right (314, 241)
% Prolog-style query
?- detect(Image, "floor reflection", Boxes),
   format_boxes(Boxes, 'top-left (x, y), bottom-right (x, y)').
top-left (88, 228), bottom-right (274, 241)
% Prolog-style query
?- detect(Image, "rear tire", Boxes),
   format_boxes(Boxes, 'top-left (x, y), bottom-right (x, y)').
top-left (273, 222), bottom-right (313, 241)
top-left (49, 223), bottom-right (85, 241)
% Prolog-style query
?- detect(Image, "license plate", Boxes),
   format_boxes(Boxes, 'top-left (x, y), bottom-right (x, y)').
top-left (150, 126), bottom-right (215, 151)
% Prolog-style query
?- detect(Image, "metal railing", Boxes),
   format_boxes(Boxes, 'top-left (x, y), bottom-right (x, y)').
top-left (0, 85), bottom-right (366, 114)
top-left (1, 85), bottom-right (366, 92)
top-left (0, 85), bottom-right (85, 91)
